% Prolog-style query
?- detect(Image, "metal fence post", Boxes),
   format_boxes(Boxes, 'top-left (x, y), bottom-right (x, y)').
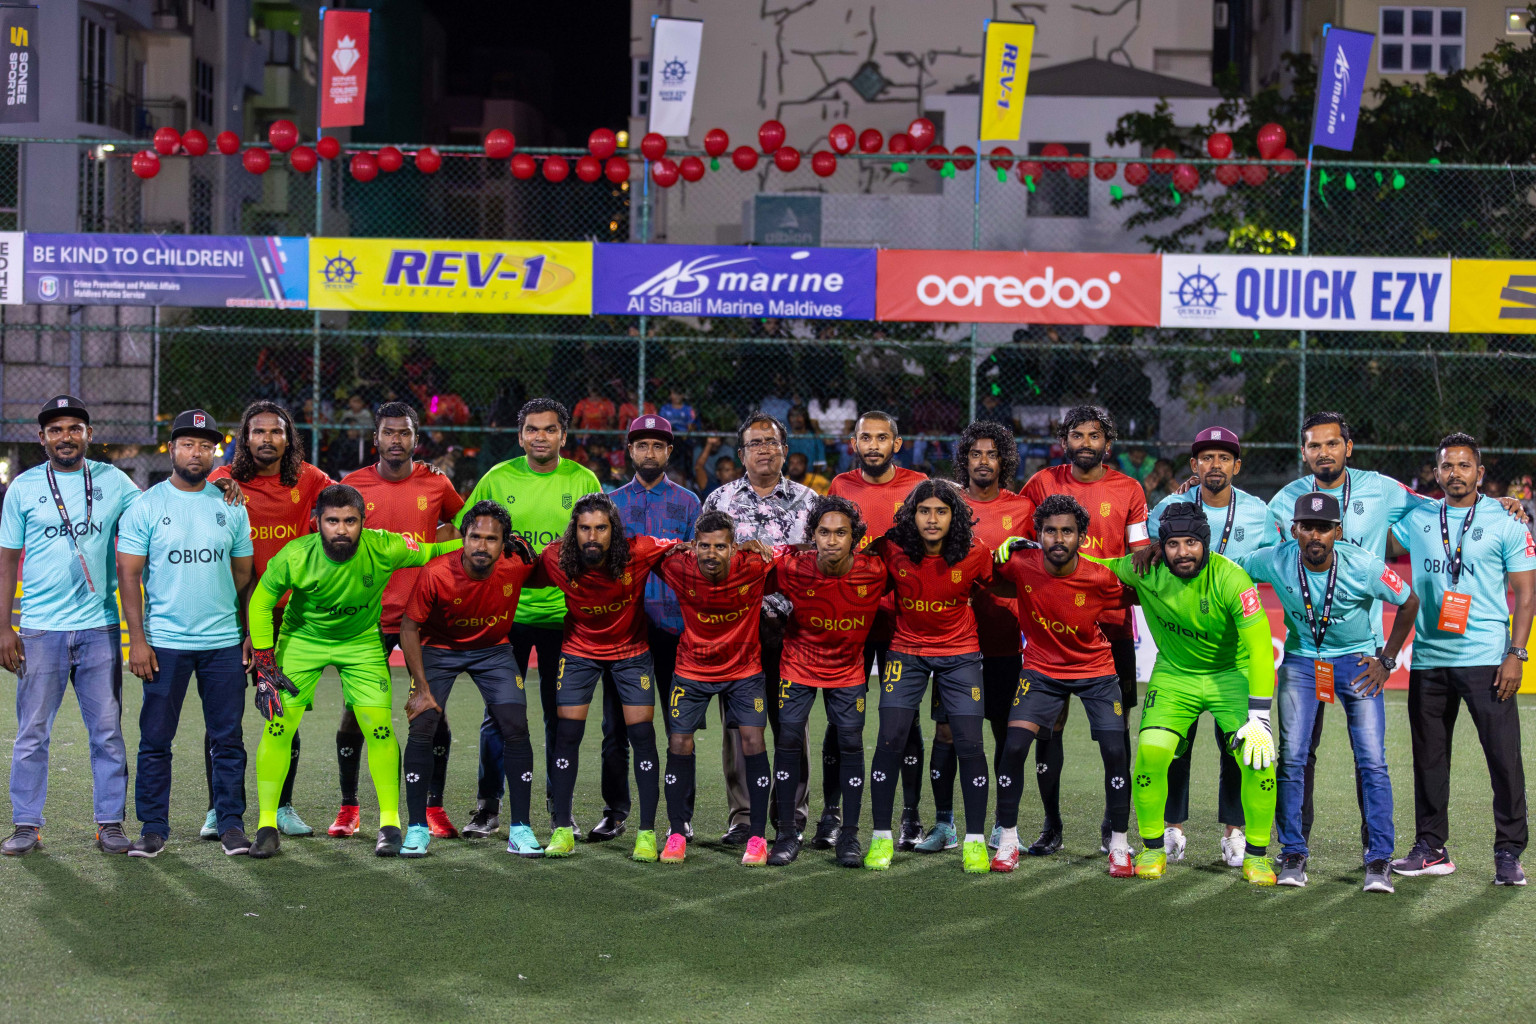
top-left (1297, 146), bottom-right (1314, 471)
top-left (967, 157), bottom-right (982, 425)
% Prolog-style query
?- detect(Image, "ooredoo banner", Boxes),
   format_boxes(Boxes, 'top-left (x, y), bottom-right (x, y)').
top-left (875, 250), bottom-right (1161, 325)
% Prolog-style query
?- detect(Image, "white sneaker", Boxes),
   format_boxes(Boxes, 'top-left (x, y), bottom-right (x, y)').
top-left (1221, 829), bottom-right (1247, 868)
top-left (1163, 826), bottom-right (1187, 862)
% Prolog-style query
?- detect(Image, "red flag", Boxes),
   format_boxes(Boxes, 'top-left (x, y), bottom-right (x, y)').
top-left (320, 10), bottom-right (370, 128)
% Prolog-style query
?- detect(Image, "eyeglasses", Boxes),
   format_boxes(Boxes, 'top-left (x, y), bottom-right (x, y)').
top-left (741, 439), bottom-right (783, 452)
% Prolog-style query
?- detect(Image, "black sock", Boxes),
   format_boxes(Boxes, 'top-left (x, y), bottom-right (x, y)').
top-left (900, 716), bottom-right (924, 812)
top-left (427, 716), bottom-right (451, 809)
top-left (403, 710), bottom-right (442, 826)
top-left (820, 720), bottom-right (841, 816)
top-left (278, 729), bottom-right (300, 807)
top-left (996, 728), bottom-right (1037, 829)
top-left (489, 703), bottom-right (533, 826)
top-left (838, 732), bottom-right (865, 830)
top-left (951, 717), bottom-right (989, 836)
top-left (337, 723), bottom-right (363, 806)
top-left (745, 750), bottom-right (771, 839)
top-left (627, 721), bottom-right (660, 832)
top-left (929, 738), bottom-right (957, 818)
top-left (1035, 729), bottom-right (1064, 826)
top-left (1099, 732), bottom-right (1132, 834)
top-left (550, 718), bottom-right (586, 827)
top-left (871, 709), bottom-right (916, 831)
top-left (774, 725), bottom-right (806, 836)
top-left (665, 752), bottom-right (695, 834)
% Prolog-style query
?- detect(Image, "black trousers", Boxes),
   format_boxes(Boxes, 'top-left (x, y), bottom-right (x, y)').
top-left (1408, 665), bottom-right (1528, 856)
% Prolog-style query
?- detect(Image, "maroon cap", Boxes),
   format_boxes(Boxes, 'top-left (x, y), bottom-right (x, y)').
top-left (1191, 425), bottom-right (1241, 458)
top-left (626, 413), bottom-right (673, 445)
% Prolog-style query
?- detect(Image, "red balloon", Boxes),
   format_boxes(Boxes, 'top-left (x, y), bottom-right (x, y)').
top-left (414, 147), bottom-right (441, 174)
top-left (484, 129), bottom-right (516, 160)
top-left (1241, 163), bottom-right (1269, 187)
top-left (1124, 162), bottom-right (1150, 186)
top-left (268, 120), bottom-right (299, 153)
top-left (1093, 161), bottom-right (1117, 181)
top-left (376, 146), bottom-right (403, 173)
top-left (1256, 122), bottom-right (1287, 160)
top-left (588, 128), bottom-right (616, 160)
top-left (349, 152), bottom-right (377, 182)
top-left (925, 144), bottom-right (949, 170)
top-left (732, 145), bottom-right (759, 171)
top-left (951, 145), bottom-right (976, 170)
top-left (180, 129), bottom-right (208, 156)
top-left (1041, 142), bottom-right (1069, 171)
top-left (704, 128), bottom-right (730, 158)
top-left (215, 131), bottom-right (241, 155)
top-left (1273, 148), bottom-right (1297, 176)
top-left (773, 146), bottom-right (801, 173)
top-left (316, 136), bottom-right (341, 160)
top-left (1066, 156), bottom-right (1089, 180)
top-left (575, 155), bottom-right (603, 182)
top-left (988, 146), bottom-right (1014, 171)
top-left (131, 150), bottom-right (160, 179)
top-left (543, 154), bottom-right (570, 183)
top-left (1018, 160), bottom-right (1043, 183)
top-left (1215, 163), bottom-right (1241, 186)
top-left (288, 145), bottom-right (317, 174)
top-left (907, 117), bottom-right (937, 150)
top-left (652, 158), bottom-right (679, 187)
top-left (888, 133), bottom-right (913, 155)
top-left (511, 153), bottom-right (537, 180)
top-left (604, 156), bottom-right (630, 183)
top-left (1207, 132), bottom-right (1234, 160)
top-left (679, 156), bottom-right (706, 182)
top-left (1151, 148), bottom-right (1177, 174)
top-left (811, 151), bottom-right (837, 177)
top-left (858, 129), bottom-right (884, 154)
top-left (758, 120), bottom-right (786, 154)
top-left (1172, 163), bottom-right (1200, 193)
top-left (153, 126), bottom-right (181, 156)
top-left (641, 132), bottom-right (667, 161)
top-left (243, 148), bottom-right (271, 175)
top-left (828, 124), bottom-right (856, 155)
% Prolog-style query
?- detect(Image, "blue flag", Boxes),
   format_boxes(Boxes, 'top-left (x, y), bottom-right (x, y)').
top-left (1311, 27), bottom-right (1374, 152)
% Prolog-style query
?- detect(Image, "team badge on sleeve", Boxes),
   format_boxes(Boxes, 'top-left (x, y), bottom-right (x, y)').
top-left (1240, 586), bottom-right (1262, 617)
top-left (402, 534), bottom-right (420, 550)
top-left (1380, 565), bottom-right (1405, 594)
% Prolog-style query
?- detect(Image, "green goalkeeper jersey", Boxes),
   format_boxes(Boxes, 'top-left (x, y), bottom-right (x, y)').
top-left (1084, 552), bottom-right (1275, 699)
top-left (250, 529), bottom-right (462, 648)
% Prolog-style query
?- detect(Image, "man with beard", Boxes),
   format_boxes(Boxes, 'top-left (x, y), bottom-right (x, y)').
top-left (244, 485), bottom-right (462, 859)
top-left (608, 415), bottom-right (700, 840)
top-left (333, 403), bottom-right (464, 840)
top-left (206, 401), bottom-right (334, 841)
top-left (116, 410), bottom-right (255, 857)
top-left (825, 411), bottom-right (928, 851)
top-left (1019, 406), bottom-right (1149, 856)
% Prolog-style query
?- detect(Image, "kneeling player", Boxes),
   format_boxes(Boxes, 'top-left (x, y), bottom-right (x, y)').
top-left (770, 496), bottom-right (887, 867)
top-left (398, 501), bottom-right (536, 858)
top-left (991, 495), bottom-right (1135, 874)
top-left (657, 511), bottom-right (775, 865)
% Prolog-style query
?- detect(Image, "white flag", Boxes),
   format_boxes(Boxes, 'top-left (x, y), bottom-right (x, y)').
top-left (648, 17), bottom-right (703, 138)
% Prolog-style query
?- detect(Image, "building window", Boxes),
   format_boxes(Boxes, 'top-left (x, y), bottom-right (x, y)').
top-left (1026, 142), bottom-right (1090, 219)
top-left (1509, 8), bottom-right (1533, 34)
top-left (194, 59), bottom-right (215, 125)
top-left (631, 57), bottom-right (649, 119)
top-left (78, 18), bottom-right (108, 125)
top-left (1379, 7), bottom-right (1465, 73)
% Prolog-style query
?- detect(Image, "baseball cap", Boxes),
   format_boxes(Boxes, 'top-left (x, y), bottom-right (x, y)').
top-left (1293, 491), bottom-right (1342, 523)
top-left (626, 413), bottom-right (673, 445)
top-left (1191, 425), bottom-right (1241, 458)
top-left (38, 395), bottom-right (90, 426)
top-left (171, 408), bottom-right (223, 444)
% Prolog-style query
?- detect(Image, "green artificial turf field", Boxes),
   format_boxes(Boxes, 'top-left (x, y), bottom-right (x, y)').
top-left (0, 668), bottom-right (1532, 1024)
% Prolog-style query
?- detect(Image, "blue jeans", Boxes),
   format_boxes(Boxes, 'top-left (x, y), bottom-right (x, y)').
top-left (136, 644), bottom-right (247, 838)
top-left (1276, 653), bottom-right (1394, 862)
top-left (10, 625), bottom-right (128, 826)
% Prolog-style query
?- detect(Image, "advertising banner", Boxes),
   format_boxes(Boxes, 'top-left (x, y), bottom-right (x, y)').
top-left (25, 234), bottom-right (307, 307)
top-left (1311, 27), bottom-right (1374, 152)
top-left (320, 9), bottom-right (370, 128)
top-left (647, 17), bottom-right (703, 137)
top-left (593, 243), bottom-right (875, 319)
top-left (308, 238), bottom-right (591, 314)
top-left (0, 231), bottom-right (22, 303)
top-left (1449, 260), bottom-right (1536, 333)
top-left (876, 249), bottom-right (1161, 325)
top-left (0, 6), bottom-right (38, 124)
top-left (1160, 255), bottom-right (1451, 332)
top-left (978, 21), bottom-right (1033, 142)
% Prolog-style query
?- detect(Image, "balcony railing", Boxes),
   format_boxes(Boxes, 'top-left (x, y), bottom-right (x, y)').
top-left (78, 80), bottom-right (187, 137)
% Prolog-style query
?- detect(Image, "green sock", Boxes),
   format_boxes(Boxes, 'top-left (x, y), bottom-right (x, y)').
top-left (1132, 729), bottom-right (1179, 845)
top-left (256, 704), bottom-right (306, 830)
top-left (1238, 759), bottom-right (1276, 850)
top-left (353, 705), bottom-right (402, 829)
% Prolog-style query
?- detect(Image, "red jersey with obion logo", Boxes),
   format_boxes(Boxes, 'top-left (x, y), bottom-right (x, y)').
top-left (344, 462), bottom-right (466, 632)
top-left (827, 466), bottom-right (928, 646)
top-left (996, 550), bottom-right (1129, 678)
top-left (965, 489), bottom-right (1036, 657)
top-left (873, 537), bottom-right (992, 657)
top-left (661, 550), bottom-right (774, 682)
top-left (531, 535), bottom-right (676, 660)
top-left (405, 551), bottom-right (534, 650)
top-left (774, 548), bottom-right (888, 688)
top-left (208, 463), bottom-right (331, 613)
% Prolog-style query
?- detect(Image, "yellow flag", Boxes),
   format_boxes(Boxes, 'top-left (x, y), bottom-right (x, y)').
top-left (979, 22), bottom-right (1034, 142)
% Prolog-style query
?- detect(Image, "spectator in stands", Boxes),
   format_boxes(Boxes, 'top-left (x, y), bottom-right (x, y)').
top-left (975, 390), bottom-right (1013, 428)
top-left (332, 393), bottom-right (374, 473)
top-left (572, 380), bottom-right (618, 434)
top-left (618, 386), bottom-right (656, 425)
top-left (759, 376), bottom-right (793, 426)
top-left (906, 385), bottom-right (959, 471)
top-left (658, 387), bottom-right (699, 433)
top-left (785, 452), bottom-right (830, 495)
top-left (1143, 458), bottom-right (1177, 507)
top-left (785, 406), bottom-right (825, 470)
top-left (1115, 443), bottom-right (1155, 485)
top-left (483, 377), bottom-right (527, 467)
top-left (693, 437), bottom-right (741, 498)
top-left (808, 393), bottom-right (857, 448)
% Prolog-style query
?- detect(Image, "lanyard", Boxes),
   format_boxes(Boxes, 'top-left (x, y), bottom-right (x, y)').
top-left (1439, 499), bottom-right (1477, 589)
top-left (45, 461), bottom-right (96, 594)
top-left (1197, 488), bottom-right (1238, 554)
top-left (1295, 548), bottom-right (1338, 655)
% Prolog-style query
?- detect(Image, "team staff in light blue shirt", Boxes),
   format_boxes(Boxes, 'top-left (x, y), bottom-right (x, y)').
top-left (1237, 491), bottom-right (1418, 892)
top-left (1388, 433), bottom-right (1535, 887)
top-left (117, 410), bottom-right (255, 858)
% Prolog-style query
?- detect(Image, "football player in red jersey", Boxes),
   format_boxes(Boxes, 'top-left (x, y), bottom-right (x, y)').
top-left (825, 411), bottom-right (928, 850)
top-left (1018, 405), bottom-right (1149, 856)
top-left (990, 494), bottom-right (1136, 875)
top-left (768, 495), bottom-right (888, 867)
top-left (863, 479), bottom-right (995, 873)
top-left (333, 403), bottom-right (464, 839)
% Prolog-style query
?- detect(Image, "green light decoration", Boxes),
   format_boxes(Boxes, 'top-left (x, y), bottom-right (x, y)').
top-left (1374, 171), bottom-right (1384, 185)
top-left (892, 161), bottom-right (908, 174)
top-left (1392, 172), bottom-right (1406, 190)
top-left (1345, 172), bottom-right (1356, 191)
top-left (1109, 184), bottom-right (1123, 200)
top-left (1316, 169), bottom-right (1331, 206)
top-left (1428, 157), bottom-right (1441, 166)
top-left (1169, 182), bottom-right (1180, 205)
top-left (940, 161), bottom-right (956, 179)
top-left (1024, 374), bottom-right (1041, 395)
top-left (1023, 175), bottom-right (1036, 192)
top-left (709, 158), bottom-right (719, 171)
top-left (990, 383), bottom-right (1002, 396)
top-left (1230, 349), bottom-right (1243, 364)
top-left (996, 168), bottom-right (1007, 183)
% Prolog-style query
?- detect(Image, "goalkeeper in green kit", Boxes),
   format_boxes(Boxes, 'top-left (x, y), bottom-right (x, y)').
top-left (246, 485), bottom-right (462, 859)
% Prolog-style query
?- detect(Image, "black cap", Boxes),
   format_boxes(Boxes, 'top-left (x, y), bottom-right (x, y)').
top-left (1157, 500), bottom-right (1212, 547)
top-left (1293, 491), bottom-right (1342, 523)
top-left (171, 409), bottom-right (223, 444)
top-left (38, 395), bottom-right (89, 426)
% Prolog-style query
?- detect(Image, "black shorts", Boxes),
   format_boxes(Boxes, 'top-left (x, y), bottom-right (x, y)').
top-left (421, 644), bottom-right (526, 706)
top-left (880, 651), bottom-right (984, 718)
top-left (667, 673), bottom-right (768, 735)
top-left (778, 679), bottom-right (867, 733)
top-left (1011, 669), bottom-right (1123, 738)
top-left (1111, 634), bottom-right (1138, 709)
top-left (555, 651), bottom-right (656, 708)
top-left (381, 632), bottom-right (401, 656)
top-left (932, 653), bottom-right (1021, 724)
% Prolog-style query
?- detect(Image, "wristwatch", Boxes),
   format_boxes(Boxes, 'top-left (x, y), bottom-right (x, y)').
top-left (1377, 654), bottom-right (1397, 672)
top-left (1507, 646), bottom-right (1529, 662)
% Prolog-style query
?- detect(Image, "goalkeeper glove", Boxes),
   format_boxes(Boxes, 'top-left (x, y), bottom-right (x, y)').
top-left (1230, 699), bottom-right (1275, 769)
top-left (251, 647), bottom-right (299, 721)
top-left (993, 535), bottom-right (1040, 564)
top-left (505, 533), bottom-right (535, 564)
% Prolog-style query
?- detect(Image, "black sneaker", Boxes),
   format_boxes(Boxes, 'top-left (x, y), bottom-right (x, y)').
top-left (461, 802), bottom-right (499, 838)
top-left (375, 826), bottom-right (403, 857)
top-left (1, 825), bottom-right (40, 856)
top-left (95, 822), bottom-right (131, 855)
top-left (588, 814), bottom-right (627, 842)
top-left (1495, 850), bottom-right (1527, 887)
top-left (248, 826), bottom-right (281, 859)
top-left (897, 808), bottom-right (923, 851)
top-left (1276, 852), bottom-right (1309, 887)
top-left (835, 828), bottom-right (863, 868)
top-left (220, 828), bottom-right (252, 856)
top-left (1391, 841), bottom-right (1456, 877)
top-left (767, 831), bottom-right (803, 866)
top-left (809, 811), bottom-right (841, 850)
top-left (128, 833), bottom-right (166, 858)
top-left (720, 823), bottom-right (753, 846)
top-left (1026, 821), bottom-right (1064, 857)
